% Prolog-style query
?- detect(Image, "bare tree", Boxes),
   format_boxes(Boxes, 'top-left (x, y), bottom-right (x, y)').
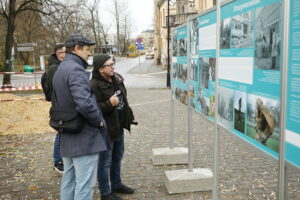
top-left (121, 10), bottom-right (132, 56)
top-left (0, 0), bottom-right (60, 86)
top-left (42, 0), bottom-right (84, 46)
top-left (111, 0), bottom-right (132, 56)
top-left (15, 9), bottom-right (44, 65)
top-left (99, 22), bottom-right (112, 53)
top-left (111, 0), bottom-right (123, 55)
top-left (83, 0), bottom-right (101, 49)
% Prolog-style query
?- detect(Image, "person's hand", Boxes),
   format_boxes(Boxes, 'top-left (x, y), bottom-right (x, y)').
top-left (109, 94), bottom-right (119, 107)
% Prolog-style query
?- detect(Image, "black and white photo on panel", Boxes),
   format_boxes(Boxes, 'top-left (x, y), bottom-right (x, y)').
top-left (220, 18), bottom-right (231, 49)
top-left (233, 90), bottom-right (247, 134)
top-left (189, 18), bottom-right (199, 55)
top-left (231, 11), bottom-right (254, 49)
top-left (255, 2), bottom-right (282, 70)
top-left (200, 57), bottom-right (215, 89)
top-left (179, 38), bottom-right (187, 56)
top-left (181, 64), bottom-right (188, 83)
top-left (218, 86), bottom-right (234, 129)
top-left (197, 88), bottom-right (209, 116)
top-left (189, 59), bottom-right (198, 81)
top-left (172, 34), bottom-right (178, 56)
top-left (172, 63), bottom-right (178, 79)
top-left (208, 58), bottom-right (216, 82)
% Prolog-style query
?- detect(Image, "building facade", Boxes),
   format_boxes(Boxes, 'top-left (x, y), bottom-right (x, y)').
top-left (154, 0), bottom-right (217, 67)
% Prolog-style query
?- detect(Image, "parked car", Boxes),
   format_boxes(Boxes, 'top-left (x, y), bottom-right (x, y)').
top-left (145, 51), bottom-right (154, 59)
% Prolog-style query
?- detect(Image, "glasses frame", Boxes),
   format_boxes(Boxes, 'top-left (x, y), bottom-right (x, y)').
top-left (103, 63), bottom-right (115, 68)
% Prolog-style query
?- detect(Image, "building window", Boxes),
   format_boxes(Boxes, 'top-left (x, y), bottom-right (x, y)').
top-left (163, 9), bottom-right (165, 26)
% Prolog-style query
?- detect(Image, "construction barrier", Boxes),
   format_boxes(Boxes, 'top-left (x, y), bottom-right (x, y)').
top-left (0, 71), bottom-right (44, 74)
top-left (1, 82), bottom-right (39, 87)
top-left (0, 85), bottom-right (42, 92)
top-left (0, 97), bottom-right (45, 102)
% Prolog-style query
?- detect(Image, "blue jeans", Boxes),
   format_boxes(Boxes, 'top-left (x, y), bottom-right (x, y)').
top-left (61, 153), bottom-right (99, 200)
top-left (97, 130), bottom-right (124, 196)
top-left (53, 133), bottom-right (62, 164)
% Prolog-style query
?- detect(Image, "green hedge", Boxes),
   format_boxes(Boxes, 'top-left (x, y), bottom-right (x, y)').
top-left (128, 53), bottom-right (139, 58)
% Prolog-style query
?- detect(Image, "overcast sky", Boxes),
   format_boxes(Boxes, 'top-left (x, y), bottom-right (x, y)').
top-left (99, 0), bottom-right (154, 38)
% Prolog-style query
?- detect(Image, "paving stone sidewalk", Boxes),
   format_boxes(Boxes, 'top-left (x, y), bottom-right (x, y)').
top-left (1, 89), bottom-right (300, 200)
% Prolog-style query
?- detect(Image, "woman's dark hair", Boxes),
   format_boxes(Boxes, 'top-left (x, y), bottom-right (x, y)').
top-left (54, 43), bottom-right (65, 53)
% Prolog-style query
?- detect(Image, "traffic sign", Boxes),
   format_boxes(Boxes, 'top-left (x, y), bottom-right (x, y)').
top-left (17, 47), bottom-right (34, 52)
top-left (135, 38), bottom-right (144, 50)
top-left (135, 42), bottom-right (144, 50)
top-left (17, 43), bottom-right (37, 47)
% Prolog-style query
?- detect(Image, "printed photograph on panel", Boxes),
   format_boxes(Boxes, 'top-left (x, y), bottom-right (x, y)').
top-left (179, 38), bottom-right (187, 56)
top-left (189, 85), bottom-right (196, 108)
top-left (220, 18), bottom-right (231, 49)
top-left (247, 94), bottom-right (280, 152)
top-left (197, 89), bottom-right (210, 116)
top-left (172, 34), bottom-right (178, 56)
top-left (255, 3), bottom-right (282, 70)
top-left (231, 11), bottom-right (253, 48)
top-left (209, 58), bottom-right (216, 82)
top-left (175, 87), bottom-right (188, 105)
top-left (190, 18), bottom-right (199, 55)
top-left (233, 91), bottom-right (247, 134)
top-left (218, 86), bottom-right (234, 129)
top-left (174, 64), bottom-right (188, 83)
top-left (209, 95), bottom-right (215, 118)
top-left (190, 59), bottom-right (198, 81)
top-left (200, 57), bottom-right (215, 89)
top-left (172, 63), bottom-right (177, 79)
top-left (181, 64), bottom-right (188, 83)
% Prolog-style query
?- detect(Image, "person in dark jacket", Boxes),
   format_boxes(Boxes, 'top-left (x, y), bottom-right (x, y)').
top-left (53, 34), bottom-right (110, 200)
top-left (91, 54), bottom-right (135, 200)
top-left (47, 43), bottom-right (66, 174)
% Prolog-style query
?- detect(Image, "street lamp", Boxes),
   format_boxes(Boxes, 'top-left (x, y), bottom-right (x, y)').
top-left (166, 0), bottom-right (171, 88)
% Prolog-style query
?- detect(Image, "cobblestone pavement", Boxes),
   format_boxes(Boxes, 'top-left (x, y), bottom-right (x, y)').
top-left (1, 89), bottom-right (300, 200)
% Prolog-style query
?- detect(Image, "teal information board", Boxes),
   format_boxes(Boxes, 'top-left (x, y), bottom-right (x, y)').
top-left (170, 0), bottom-right (300, 168)
top-left (172, 26), bottom-right (188, 105)
top-left (188, 10), bottom-right (217, 122)
top-left (219, 0), bottom-right (283, 159)
top-left (286, 0), bottom-right (300, 168)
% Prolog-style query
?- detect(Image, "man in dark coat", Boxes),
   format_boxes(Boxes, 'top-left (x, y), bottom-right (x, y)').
top-left (47, 43), bottom-right (66, 174)
top-left (53, 34), bottom-right (109, 200)
top-left (91, 54), bottom-right (134, 200)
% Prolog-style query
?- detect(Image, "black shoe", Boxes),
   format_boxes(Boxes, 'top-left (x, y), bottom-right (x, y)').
top-left (101, 193), bottom-right (122, 200)
top-left (112, 184), bottom-right (134, 194)
top-left (53, 162), bottom-right (64, 174)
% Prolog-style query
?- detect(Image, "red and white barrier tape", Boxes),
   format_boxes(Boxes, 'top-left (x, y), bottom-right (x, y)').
top-left (1, 82), bottom-right (39, 87)
top-left (0, 86), bottom-right (42, 92)
top-left (0, 71), bottom-right (44, 74)
top-left (0, 97), bottom-right (45, 102)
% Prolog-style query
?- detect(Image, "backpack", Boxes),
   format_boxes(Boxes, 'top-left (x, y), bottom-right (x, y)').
top-left (41, 70), bottom-right (52, 101)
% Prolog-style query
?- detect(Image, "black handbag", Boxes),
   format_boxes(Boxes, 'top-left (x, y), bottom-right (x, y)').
top-left (49, 89), bottom-right (84, 133)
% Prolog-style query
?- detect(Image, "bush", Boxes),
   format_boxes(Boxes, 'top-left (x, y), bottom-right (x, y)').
top-left (127, 53), bottom-right (139, 58)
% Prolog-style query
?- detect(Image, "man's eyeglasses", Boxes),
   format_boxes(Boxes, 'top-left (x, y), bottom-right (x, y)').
top-left (103, 63), bottom-right (115, 68)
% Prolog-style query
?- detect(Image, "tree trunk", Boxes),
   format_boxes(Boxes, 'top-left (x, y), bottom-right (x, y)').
top-left (2, 0), bottom-right (16, 86)
top-left (20, 52), bottom-right (30, 65)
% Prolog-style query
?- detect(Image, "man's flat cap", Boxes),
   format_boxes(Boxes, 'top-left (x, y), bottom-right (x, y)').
top-left (65, 33), bottom-right (95, 48)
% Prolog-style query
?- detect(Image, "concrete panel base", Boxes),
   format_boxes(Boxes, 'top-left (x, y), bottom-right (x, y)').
top-left (164, 168), bottom-right (213, 194)
top-left (152, 147), bottom-right (188, 165)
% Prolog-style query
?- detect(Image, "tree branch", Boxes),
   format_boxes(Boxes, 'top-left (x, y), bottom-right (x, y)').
top-left (0, 0), bottom-right (8, 20)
